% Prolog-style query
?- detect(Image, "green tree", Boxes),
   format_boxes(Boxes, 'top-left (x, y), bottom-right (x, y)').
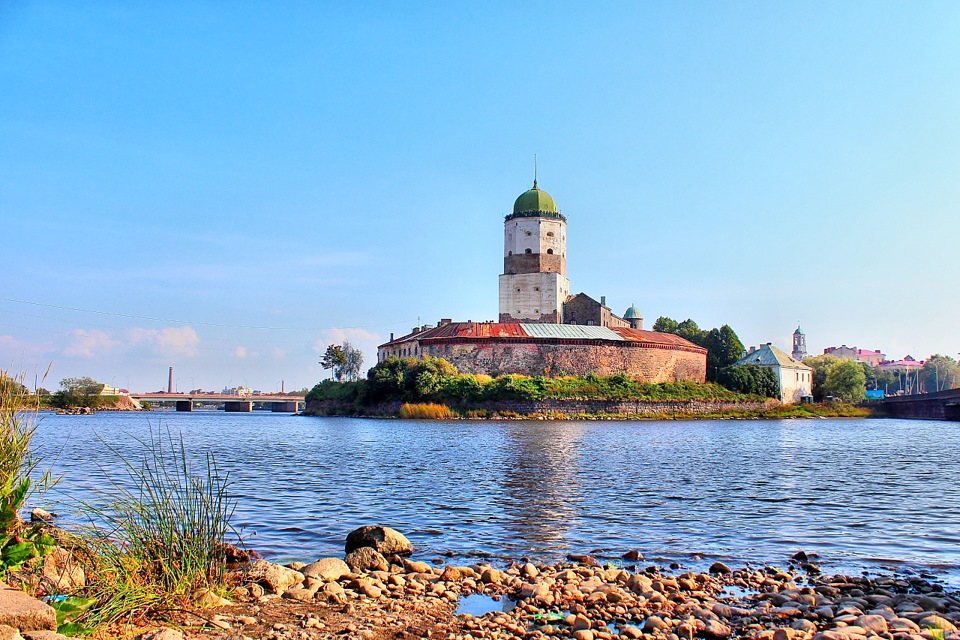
top-left (404, 357), bottom-right (458, 399)
top-left (802, 355), bottom-right (841, 401)
top-left (51, 376), bottom-right (104, 409)
top-left (675, 319), bottom-right (705, 345)
top-left (717, 364), bottom-right (779, 398)
top-left (823, 360), bottom-right (866, 402)
top-left (341, 341), bottom-right (365, 382)
top-left (59, 376), bottom-right (102, 395)
top-left (320, 344), bottom-right (347, 381)
top-left (920, 354), bottom-right (960, 392)
top-left (859, 362), bottom-right (897, 393)
top-left (366, 356), bottom-right (413, 401)
top-left (702, 325), bottom-right (745, 381)
top-left (652, 316), bottom-right (678, 334)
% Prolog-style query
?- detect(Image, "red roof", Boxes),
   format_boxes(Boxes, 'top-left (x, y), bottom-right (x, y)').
top-left (381, 322), bottom-right (705, 353)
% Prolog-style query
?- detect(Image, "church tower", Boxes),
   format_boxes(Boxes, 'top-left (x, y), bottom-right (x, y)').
top-left (792, 324), bottom-right (808, 361)
top-left (498, 180), bottom-right (570, 323)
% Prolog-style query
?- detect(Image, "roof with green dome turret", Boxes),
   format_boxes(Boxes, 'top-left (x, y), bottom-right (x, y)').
top-left (506, 179), bottom-right (566, 222)
top-left (623, 304), bottom-right (642, 320)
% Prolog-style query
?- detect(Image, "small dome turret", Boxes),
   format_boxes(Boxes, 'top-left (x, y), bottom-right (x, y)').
top-left (623, 304), bottom-right (642, 320)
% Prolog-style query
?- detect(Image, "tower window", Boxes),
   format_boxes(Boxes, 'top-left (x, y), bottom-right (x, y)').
top-left (547, 231), bottom-right (554, 237)
top-left (534, 287), bottom-right (540, 291)
top-left (525, 248), bottom-right (532, 254)
top-left (525, 231), bottom-right (532, 236)
top-left (516, 288), bottom-right (521, 292)
top-left (508, 251), bottom-right (512, 256)
top-left (547, 248), bottom-right (553, 254)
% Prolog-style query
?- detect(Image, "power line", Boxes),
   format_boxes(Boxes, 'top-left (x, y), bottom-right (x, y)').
top-left (0, 296), bottom-right (412, 331)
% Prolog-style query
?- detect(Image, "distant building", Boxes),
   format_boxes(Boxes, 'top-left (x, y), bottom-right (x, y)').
top-left (735, 343), bottom-right (813, 404)
top-left (791, 325), bottom-right (808, 361)
top-left (95, 384), bottom-right (125, 396)
top-left (563, 293), bottom-right (630, 328)
top-left (878, 355), bottom-right (924, 373)
top-left (823, 345), bottom-right (885, 367)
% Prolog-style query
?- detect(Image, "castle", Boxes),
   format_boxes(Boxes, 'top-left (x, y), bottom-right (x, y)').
top-left (377, 181), bottom-right (707, 382)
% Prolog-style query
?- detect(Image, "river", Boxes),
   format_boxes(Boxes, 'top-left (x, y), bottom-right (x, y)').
top-left (30, 411), bottom-right (960, 586)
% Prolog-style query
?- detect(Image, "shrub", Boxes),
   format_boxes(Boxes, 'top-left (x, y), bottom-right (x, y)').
top-left (717, 365), bottom-right (780, 398)
top-left (399, 403), bottom-right (457, 419)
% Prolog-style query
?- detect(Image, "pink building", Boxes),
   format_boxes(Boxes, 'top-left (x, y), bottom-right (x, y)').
top-left (823, 345), bottom-right (885, 366)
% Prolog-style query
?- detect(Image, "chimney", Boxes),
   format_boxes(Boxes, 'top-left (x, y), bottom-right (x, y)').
top-left (600, 296), bottom-right (606, 307)
top-left (168, 367), bottom-right (173, 394)
top-left (439, 318), bottom-right (452, 326)
top-left (390, 332), bottom-right (394, 341)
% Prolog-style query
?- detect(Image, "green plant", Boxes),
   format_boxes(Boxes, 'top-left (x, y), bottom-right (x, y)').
top-left (0, 370), bottom-right (56, 577)
top-left (79, 425), bottom-right (237, 625)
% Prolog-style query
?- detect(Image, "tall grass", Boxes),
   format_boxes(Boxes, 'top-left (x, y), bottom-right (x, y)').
top-left (80, 425), bottom-right (237, 625)
top-left (399, 402), bottom-right (457, 419)
top-left (0, 369), bottom-right (55, 577)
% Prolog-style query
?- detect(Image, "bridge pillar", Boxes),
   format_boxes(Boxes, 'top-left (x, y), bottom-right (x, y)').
top-left (224, 401), bottom-right (253, 413)
top-left (175, 400), bottom-right (193, 412)
top-left (270, 401), bottom-right (299, 413)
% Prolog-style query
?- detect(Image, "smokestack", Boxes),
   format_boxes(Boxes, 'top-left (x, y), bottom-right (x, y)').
top-left (281, 380), bottom-right (285, 394)
top-left (601, 296), bottom-right (606, 307)
top-left (168, 367), bottom-right (173, 393)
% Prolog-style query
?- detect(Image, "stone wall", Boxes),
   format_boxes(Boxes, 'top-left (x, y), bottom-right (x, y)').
top-left (422, 340), bottom-right (706, 382)
top-left (879, 388), bottom-right (960, 421)
top-left (305, 397), bottom-right (777, 417)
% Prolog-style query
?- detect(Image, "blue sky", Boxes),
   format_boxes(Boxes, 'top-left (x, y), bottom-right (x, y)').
top-left (1, 2), bottom-right (958, 392)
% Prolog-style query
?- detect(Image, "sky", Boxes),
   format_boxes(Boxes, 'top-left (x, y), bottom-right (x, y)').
top-left (1, 2), bottom-right (958, 393)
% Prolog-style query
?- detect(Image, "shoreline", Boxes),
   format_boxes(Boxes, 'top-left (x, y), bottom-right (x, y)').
top-left (137, 539), bottom-right (960, 640)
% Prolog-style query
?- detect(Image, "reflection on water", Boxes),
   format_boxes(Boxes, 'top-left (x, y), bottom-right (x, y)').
top-left (30, 413), bottom-right (960, 585)
top-left (498, 422), bottom-right (584, 553)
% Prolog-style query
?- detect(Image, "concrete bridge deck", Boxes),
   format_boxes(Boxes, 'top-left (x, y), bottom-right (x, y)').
top-left (878, 387), bottom-right (960, 421)
top-left (128, 393), bottom-right (305, 413)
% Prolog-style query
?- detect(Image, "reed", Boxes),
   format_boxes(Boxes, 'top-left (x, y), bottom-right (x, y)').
top-left (79, 425), bottom-right (237, 624)
top-left (399, 402), bottom-right (457, 419)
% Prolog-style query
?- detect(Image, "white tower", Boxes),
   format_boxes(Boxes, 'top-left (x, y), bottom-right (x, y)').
top-left (498, 180), bottom-right (570, 323)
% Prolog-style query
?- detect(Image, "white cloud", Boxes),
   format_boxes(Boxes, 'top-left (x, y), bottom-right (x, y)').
top-left (312, 327), bottom-right (380, 353)
top-left (234, 346), bottom-right (248, 358)
top-left (155, 327), bottom-right (200, 357)
top-left (63, 330), bottom-right (121, 357)
top-left (125, 326), bottom-right (200, 357)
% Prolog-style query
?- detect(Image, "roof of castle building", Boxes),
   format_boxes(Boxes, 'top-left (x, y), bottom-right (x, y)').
top-left (623, 304), bottom-right (642, 320)
top-left (379, 322), bottom-right (705, 353)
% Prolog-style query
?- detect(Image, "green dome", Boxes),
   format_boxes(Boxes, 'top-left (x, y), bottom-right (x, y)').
top-left (513, 180), bottom-right (558, 214)
top-left (623, 304), bottom-right (642, 320)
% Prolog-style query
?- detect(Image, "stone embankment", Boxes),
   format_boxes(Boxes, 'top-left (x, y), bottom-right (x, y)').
top-left (305, 398), bottom-right (779, 419)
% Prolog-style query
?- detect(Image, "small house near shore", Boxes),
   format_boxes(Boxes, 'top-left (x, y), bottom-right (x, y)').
top-left (735, 343), bottom-right (813, 404)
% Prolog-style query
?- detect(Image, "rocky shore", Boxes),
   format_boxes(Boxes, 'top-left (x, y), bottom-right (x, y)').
top-left (3, 526), bottom-right (958, 640)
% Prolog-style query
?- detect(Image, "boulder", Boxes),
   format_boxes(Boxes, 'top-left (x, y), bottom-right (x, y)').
top-left (302, 558), bottom-right (351, 582)
top-left (344, 547), bottom-right (389, 573)
top-left (244, 560), bottom-right (304, 596)
top-left (0, 625), bottom-right (21, 640)
top-left (344, 525), bottom-right (412, 557)
top-left (0, 583), bottom-right (56, 632)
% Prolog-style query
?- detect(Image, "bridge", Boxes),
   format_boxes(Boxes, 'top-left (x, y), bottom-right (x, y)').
top-left (878, 388), bottom-right (960, 421)
top-left (128, 392), bottom-right (305, 413)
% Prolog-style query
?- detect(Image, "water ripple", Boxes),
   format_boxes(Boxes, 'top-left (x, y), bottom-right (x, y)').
top-left (30, 413), bottom-right (960, 585)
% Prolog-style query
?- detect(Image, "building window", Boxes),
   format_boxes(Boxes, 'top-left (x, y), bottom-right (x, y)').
top-left (534, 287), bottom-right (540, 291)
top-left (547, 231), bottom-right (554, 237)
top-left (508, 251), bottom-right (512, 256)
top-left (547, 248), bottom-right (553, 254)
top-left (525, 248), bottom-right (532, 254)
top-left (516, 288), bottom-right (521, 292)
top-left (525, 231), bottom-right (532, 236)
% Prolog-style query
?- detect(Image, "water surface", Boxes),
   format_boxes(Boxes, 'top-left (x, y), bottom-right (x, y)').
top-left (32, 412), bottom-right (960, 585)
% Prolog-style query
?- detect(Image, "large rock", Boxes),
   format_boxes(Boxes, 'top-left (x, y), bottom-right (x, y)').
top-left (0, 583), bottom-right (56, 632)
top-left (344, 547), bottom-right (389, 573)
top-left (344, 526), bottom-right (413, 557)
top-left (302, 558), bottom-right (351, 582)
top-left (244, 560), bottom-right (304, 596)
